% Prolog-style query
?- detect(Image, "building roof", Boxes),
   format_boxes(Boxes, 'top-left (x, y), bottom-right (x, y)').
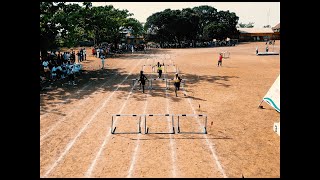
top-left (272, 23), bottom-right (280, 30)
top-left (237, 28), bottom-right (274, 34)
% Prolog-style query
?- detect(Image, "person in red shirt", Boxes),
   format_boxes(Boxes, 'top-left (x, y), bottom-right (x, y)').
top-left (92, 48), bottom-right (96, 56)
top-left (217, 53), bottom-right (223, 67)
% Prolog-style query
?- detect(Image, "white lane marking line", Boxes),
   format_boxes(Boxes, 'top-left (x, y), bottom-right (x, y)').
top-left (183, 88), bottom-right (227, 178)
top-left (165, 80), bottom-right (177, 177)
top-left (85, 80), bottom-right (141, 177)
top-left (42, 60), bottom-right (143, 178)
top-left (40, 60), bottom-right (131, 142)
top-left (126, 90), bottom-right (149, 178)
top-left (40, 59), bottom-right (127, 120)
top-left (40, 82), bottom-right (92, 119)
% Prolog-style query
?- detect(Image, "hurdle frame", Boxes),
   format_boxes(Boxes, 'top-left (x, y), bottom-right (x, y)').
top-left (177, 114), bottom-right (207, 134)
top-left (149, 78), bottom-right (169, 90)
top-left (145, 114), bottom-right (175, 134)
top-left (111, 114), bottom-right (142, 134)
top-left (163, 64), bottom-right (177, 73)
top-left (221, 51), bottom-right (230, 58)
top-left (142, 64), bottom-right (177, 73)
top-left (132, 78), bottom-right (150, 90)
top-left (142, 64), bottom-right (156, 73)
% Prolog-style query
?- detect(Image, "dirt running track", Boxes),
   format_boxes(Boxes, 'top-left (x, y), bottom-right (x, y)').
top-left (40, 41), bottom-right (280, 178)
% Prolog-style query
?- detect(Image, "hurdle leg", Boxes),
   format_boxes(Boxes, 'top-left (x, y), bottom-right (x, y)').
top-left (204, 116), bottom-right (207, 134)
top-left (172, 115), bottom-right (175, 134)
top-left (138, 116), bottom-right (141, 133)
top-left (151, 80), bottom-right (153, 89)
top-left (111, 116), bottom-right (114, 134)
top-left (177, 116), bottom-right (180, 133)
top-left (165, 78), bottom-right (168, 89)
top-left (144, 115), bottom-right (147, 134)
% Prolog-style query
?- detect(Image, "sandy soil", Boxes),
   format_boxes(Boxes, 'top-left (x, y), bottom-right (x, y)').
top-left (40, 41), bottom-right (280, 178)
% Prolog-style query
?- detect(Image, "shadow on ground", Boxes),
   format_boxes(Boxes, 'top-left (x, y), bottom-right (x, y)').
top-left (40, 49), bottom-right (239, 116)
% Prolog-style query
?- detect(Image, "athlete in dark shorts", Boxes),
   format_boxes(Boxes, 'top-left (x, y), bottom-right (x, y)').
top-left (138, 71), bottom-right (148, 93)
top-left (173, 73), bottom-right (182, 97)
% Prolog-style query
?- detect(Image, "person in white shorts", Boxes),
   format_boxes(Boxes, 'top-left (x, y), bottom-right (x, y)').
top-left (101, 52), bottom-right (105, 69)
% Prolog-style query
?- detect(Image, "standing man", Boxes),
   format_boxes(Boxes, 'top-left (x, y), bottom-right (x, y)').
top-left (217, 53), bottom-right (223, 67)
top-left (97, 47), bottom-right (100, 58)
top-left (101, 51), bottom-right (105, 69)
top-left (83, 48), bottom-right (86, 61)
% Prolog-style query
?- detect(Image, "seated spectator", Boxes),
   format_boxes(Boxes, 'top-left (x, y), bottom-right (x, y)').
top-left (55, 64), bottom-right (63, 79)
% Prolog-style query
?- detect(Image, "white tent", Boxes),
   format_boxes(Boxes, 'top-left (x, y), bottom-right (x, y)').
top-left (259, 75), bottom-right (280, 136)
top-left (259, 75), bottom-right (280, 112)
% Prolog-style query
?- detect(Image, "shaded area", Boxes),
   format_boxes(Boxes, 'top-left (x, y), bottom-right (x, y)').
top-left (40, 49), bottom-right (239, 117)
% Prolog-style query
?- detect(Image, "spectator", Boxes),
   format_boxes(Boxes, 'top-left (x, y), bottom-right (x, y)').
top-left (67, 62), bottom-right (76, 85)
top-left (83, 48), bottom-right (86, 61)
top-left (101, 52), bottom-right (105, 69)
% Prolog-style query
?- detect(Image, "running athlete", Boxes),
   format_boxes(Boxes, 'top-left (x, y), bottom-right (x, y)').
top-left (173, 73), bottom-right (182, 97)
top-left (157, 64), bottom-right (163, 78)
top-left (138, 71), bottom-right (148, 93)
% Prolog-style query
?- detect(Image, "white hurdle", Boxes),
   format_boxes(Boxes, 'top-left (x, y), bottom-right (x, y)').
top-left (142, 64), bottom-right (177, 73)
top-left (163, 64), bottom-right (177, 73)
top-left (145, 114), bottom-right (175, 134)
top-left (110, 114), bottom-right (207, 134)
top-left (149, 78), bottom-right (169, 89)
top-left (111, 114), bottom-right (143, 134)
top-left (177, 114), bottom-right (207, 134)
top-left (221, 51), bottom-right (230, 58)
top-left (141, 64), bottom-right (156, 73)
top-left (140, 78), bottom-right (187, 90)
top-left (131, 78), bottom-right (150, 90)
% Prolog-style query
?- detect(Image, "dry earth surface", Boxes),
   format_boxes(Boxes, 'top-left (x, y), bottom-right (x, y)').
top-left (40, 41), bottom-right (280, 178)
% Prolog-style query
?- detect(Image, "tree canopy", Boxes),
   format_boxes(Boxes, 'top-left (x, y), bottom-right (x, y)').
top-left (144, 5), bottom-right (239, 45)
top-left (40, 2), bottom-right (143, 54)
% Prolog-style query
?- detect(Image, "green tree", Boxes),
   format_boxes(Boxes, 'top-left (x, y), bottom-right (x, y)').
top-left (40, 2), bottom-right (65, 56)
top-left (192, 5), bottom-right (218, 40)
top-left (144, 5), bottom-right (239, 44)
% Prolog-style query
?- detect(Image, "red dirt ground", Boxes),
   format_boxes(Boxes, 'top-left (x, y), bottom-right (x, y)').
top-left (40, 41), bottom-right (280, 178)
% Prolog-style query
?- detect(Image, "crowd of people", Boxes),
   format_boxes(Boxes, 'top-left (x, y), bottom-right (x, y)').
top-left (40, 49), bottom-right (84, 90)
top-left (40, 43), bottom-right (150, 91)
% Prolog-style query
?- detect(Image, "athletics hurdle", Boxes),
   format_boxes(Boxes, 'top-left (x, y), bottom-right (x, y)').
top-left (221, 51), bottom-right (230, 58)
top-left (145, 114), bottom-right (175, 134)
top-left (163, 64), bottom-right (177, 73)
top-left (149, 78), bottom-right (169, 90)
top-left (132, 78), bottom-right (150, 90)
top-left (176, 114), bottom-right (207, 134)
top-left (143, 64), bottom-right (177, 73)
top-left (111, 114), bottom-right (142, 134)
top-left (142, 64), bottom-right (156, 73)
